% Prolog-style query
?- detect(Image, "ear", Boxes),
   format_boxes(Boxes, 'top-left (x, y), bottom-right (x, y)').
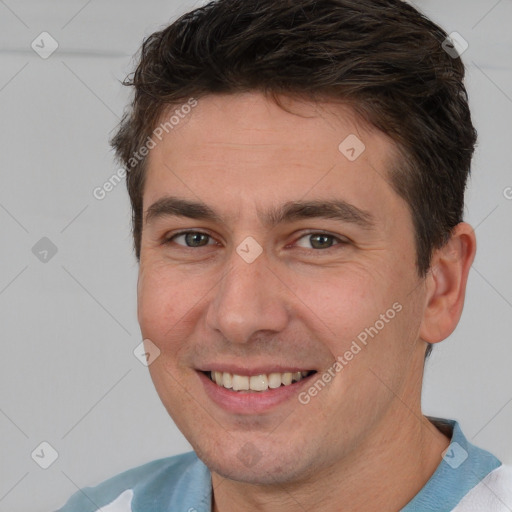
top-left (419, 222), bottom-right (477, 344)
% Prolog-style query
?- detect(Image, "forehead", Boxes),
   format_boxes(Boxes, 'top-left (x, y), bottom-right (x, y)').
top-left (143, 92), bottom-right (406, 228)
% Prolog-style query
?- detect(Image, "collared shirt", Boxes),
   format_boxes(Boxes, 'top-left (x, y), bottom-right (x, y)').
top-left (56, 418), bottom-right (512, 511)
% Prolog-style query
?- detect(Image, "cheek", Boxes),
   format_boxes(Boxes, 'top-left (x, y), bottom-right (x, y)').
top-left (295, 265), bottom-right (393, 349)
top-left (137, 262), bottom-right (204, 348)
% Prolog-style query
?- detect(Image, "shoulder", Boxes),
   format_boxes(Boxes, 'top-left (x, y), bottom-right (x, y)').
top-left (452, 464), bottom-right (512, 511)
top-left (56, 451), bottom-right (210, 512)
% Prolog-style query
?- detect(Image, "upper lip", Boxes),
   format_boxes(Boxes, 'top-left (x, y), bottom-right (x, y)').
top-left (197, 364), bottom-right (317, 376)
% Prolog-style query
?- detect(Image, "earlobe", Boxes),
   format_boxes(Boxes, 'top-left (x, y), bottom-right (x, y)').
top-left (419, 222), bottom-right (477, 344)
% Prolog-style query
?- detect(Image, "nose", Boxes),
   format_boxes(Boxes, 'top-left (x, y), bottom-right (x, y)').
top-left (205, 245), bottom-right (290, 344)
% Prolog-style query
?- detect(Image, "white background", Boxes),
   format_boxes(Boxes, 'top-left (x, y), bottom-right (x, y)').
top-left (0, 1), bottom-right (510, 510)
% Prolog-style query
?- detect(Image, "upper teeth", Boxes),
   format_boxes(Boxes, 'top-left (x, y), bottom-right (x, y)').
top-left (210, 371), bottom-right (311, 392)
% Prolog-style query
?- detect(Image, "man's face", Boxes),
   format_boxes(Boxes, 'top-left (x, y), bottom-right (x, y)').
top-left (138, 92), bottom-right (428, 484)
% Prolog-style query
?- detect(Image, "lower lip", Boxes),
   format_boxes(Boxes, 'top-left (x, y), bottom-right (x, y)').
top-left (197, 371), bottom-right (316, 414)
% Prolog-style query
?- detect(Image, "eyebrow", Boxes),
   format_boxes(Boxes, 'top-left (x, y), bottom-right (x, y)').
top-left (145, 196), bottom-right (376, 230)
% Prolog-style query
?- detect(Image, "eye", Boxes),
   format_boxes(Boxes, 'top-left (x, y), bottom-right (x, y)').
top-left (294, 232), bottom-right (348, 250)
top-left (165, 231), bottom-right (216, 248)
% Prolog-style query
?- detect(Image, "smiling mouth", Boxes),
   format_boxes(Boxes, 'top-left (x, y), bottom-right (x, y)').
top-left (203, 370), bottom-right (317, 392)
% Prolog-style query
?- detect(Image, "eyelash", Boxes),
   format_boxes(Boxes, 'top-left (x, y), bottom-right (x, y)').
top-left (163, 230), bottom-right (348, 251)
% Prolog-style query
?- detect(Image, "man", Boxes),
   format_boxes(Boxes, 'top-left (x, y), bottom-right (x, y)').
top-left (57, 0), bottom-right (512, 510)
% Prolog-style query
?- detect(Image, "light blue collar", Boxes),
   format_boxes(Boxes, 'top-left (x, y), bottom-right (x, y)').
top-left (401, 417), bottom-right (501, 511)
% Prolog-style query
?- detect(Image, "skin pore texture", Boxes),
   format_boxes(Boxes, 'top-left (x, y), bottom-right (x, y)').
top-left (137, 92), bottom-right (476, 512)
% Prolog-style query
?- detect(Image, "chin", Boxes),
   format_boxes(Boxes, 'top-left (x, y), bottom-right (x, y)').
top-left (194, 440), bottom-right (315, 485)
top-left (208, 459), bottom-right (302, 485)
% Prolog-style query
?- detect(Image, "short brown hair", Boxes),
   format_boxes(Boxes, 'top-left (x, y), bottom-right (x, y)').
top-left (112, 0), bottom-right (476, 288)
